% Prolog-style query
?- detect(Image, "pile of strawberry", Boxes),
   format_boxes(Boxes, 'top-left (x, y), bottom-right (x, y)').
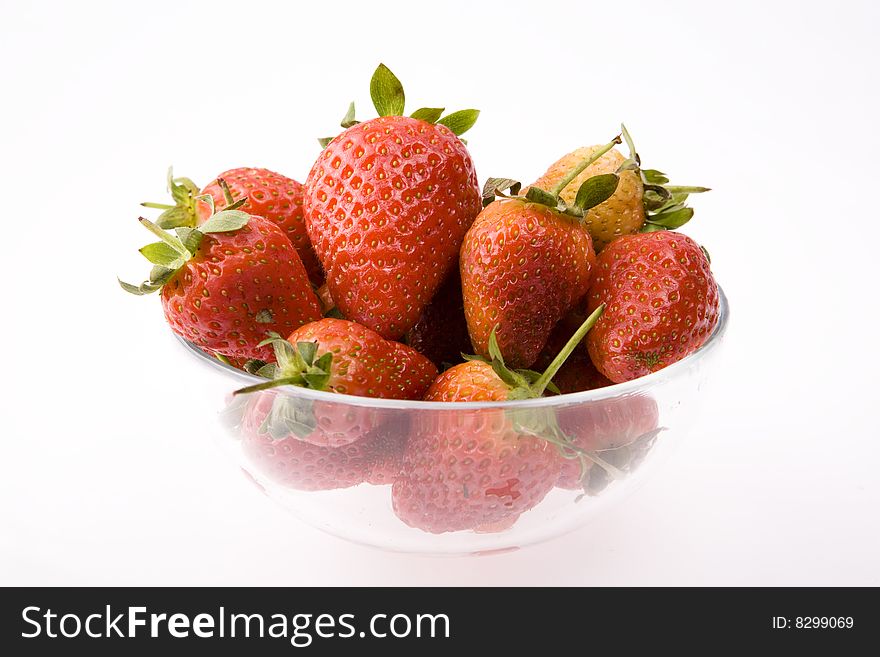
top-left (121, 65), bottom-right (719, 534)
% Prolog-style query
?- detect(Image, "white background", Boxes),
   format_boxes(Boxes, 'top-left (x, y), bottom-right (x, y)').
top-left (1, 0), bottom-right (877, 585)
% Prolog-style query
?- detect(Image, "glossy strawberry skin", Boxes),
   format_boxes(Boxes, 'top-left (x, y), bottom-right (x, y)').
top-left (392, 361), bottom-right (560, 533)
top-left (288, 318), bottom-right (438, 400)
top-left (161, 215), bottom-right (322, 362)
top-left (200, 168), bottom-right (323, 284)
top-left (405, 272), bottom-right (473, 368)
top-left (586, 231), bottom-right (719, 383)
top-left (304, 116), bottom-right (481, 340)
top-left (461, 199), bottom-right (596, 369)
top-left (421, 360), bottom-right (510, 402)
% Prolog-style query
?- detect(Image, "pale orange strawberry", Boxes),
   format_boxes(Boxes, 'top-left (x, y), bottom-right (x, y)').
top-left (527, 146), bottom-right (644, 251)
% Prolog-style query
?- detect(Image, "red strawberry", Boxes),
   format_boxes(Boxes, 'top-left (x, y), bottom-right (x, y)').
top-left (145, 167), bottom-right (323, 285)
top-left (240, 392), bottom-right (375, 491)
top-left (460, 198), bottom-right (595, 369)
top-left (200, 168), bottom-right (323, 285)
top-left (233, 318), bottom-right (437, 447)
top-left (586, 231), bottom-right (719, 383)
top-left (120, 204), bottom-right (322, 362)
top-left (392, 307), bottom-right (603, 533)
top-left (460, 140), bottom-right (624, 369)
top-left (404, 271), bottom-right (473, 368)
top-left (555, 394), bottom-right (660, 489)
top-left (304, 64), bottom-right (481, 340)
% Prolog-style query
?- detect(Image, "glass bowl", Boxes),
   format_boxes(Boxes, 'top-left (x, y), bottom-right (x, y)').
top-left (181, 288), bottom-right (728, 555)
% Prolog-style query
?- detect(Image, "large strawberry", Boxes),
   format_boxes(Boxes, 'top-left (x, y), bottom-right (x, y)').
top-left (304, 64), bottom-right (482, 340)
top-left (460, 138), bottom-right (624, 369)
top-left (392, 306), bottom-right (603, 533)
top-left (233, 318), bottom-right (437, 447)
top-left (586, 231), bottom-right (719, 383)
top-left (145, 167), bottom-right (322, 284)
top-left (119, 198), bottom-right (322, 362)
top-left (527, 125), bottom-right (709, 251)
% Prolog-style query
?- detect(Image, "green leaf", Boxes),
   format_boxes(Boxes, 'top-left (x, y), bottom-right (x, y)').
top-left (487, 327), bottom-right (505, 367)
top-left (700, 245), bottom-right (712, 263)
top-left (481, 177), bottom-right (522, 206)
top-left (175, 227), bottom-right (203, 254)
top-left (297, 341), bottom-right (318, 366)
top-left (313, 352), bottom-right (333, 373)
top-left (224, 197), bottom-right (248, 212)
top-left (139, 217), bottom-right (189, 256)
top-left (640, 223), bottom-right (667, 233)
top-left (410, 107), bottom-right (444, 123)
top-left (303, 372), bottom-right (331, 390)
top-left (491, 359), bottom-right (522, 389)
top-left (197, 192), bottom-right (215, 216)
top-left (665, 185), bottom-right (711, 194)
top-left (642, 169), bottom-right (668, 185)
top-left (647, 207), bottom-right (694, 229)
top-left (139, 241), bottom-right (182, 267)
top-left (118, 278), bottom-right (160, 295)
top-left (524, 186), bottom-right (558, 208)
top-left (257, 333), bottom-right (297, 372)
top-left (369, 63), bottom-right (405, 117)
top-left (168, 168), bottom-right (199, 204)
top-left (148, 264), bottom-right (177, 286)
top-left (156, 206), bottom-right (193, 229)
top-left (199, 210), bottom-right (249, 234)
top-left (255, 363), bottom-right (278, 379)
top-left (574, 173), bottom-right (619, 212)
top-left (620, 123), bottom-right (640, 165)
top-left (340, 101), bottom-right (358, 128)
top-left (436, 109), bottom-right (480, 136)
top-left (317, 137), bottom-right (333, 149)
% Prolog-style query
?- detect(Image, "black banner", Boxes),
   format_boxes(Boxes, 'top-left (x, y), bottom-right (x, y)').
top-left (0, 587), bottom-right (872, 653)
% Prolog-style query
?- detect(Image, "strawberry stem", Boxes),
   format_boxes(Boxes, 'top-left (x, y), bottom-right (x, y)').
top-left (232, 376), bottom-right (303, 396)
top-left (549, 136), bottom-right (623, 197)
top-left (530, 304), bottom-right (605, 396)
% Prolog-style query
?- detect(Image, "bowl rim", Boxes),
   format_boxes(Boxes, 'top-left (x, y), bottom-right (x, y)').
top-left (178, 286), bottom-right (729, 410)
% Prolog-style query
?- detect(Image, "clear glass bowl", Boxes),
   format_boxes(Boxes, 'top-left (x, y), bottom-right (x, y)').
top-left (181, 288), bottom-right (728, 555)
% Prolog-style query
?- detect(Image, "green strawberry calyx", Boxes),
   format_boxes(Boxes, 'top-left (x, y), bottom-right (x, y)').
top-left (232, 334), bottom-right (338, 441)
top-left (232, 333), bottom-right (334, 396)
top-left (118, 185), bottom-right (249, 296)
top-left (140, 167), bottom-right (204, 230)
top-left (464, 303), bottom-right (605, 401)
top-left (463, 303), bottom-right (627, 490)
top-left (481, 135), bottom-right (624, 220)
top-left (617, 123), bottom-right (711, 233)
top-left (318, 63), bottom-right (480, 148)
